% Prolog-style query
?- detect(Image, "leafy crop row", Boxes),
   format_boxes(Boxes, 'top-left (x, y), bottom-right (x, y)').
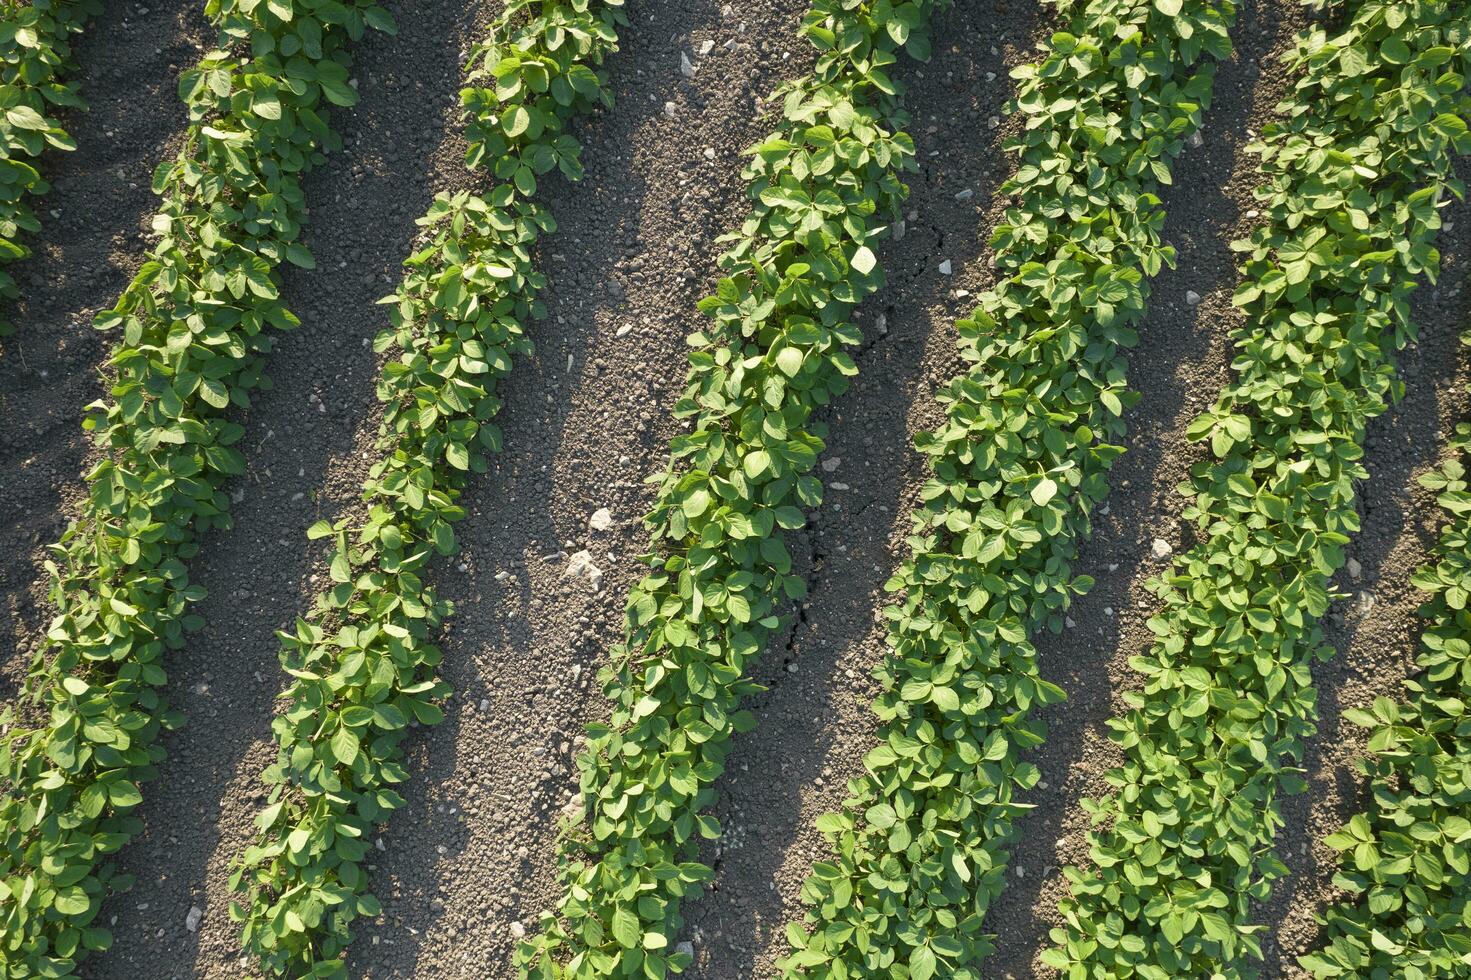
top-left (0, 0), bottom-right (100, 340)
top-left (1048, 2), bottom-right (1471, 976)
top-left (517, 1), bottom-right (942, 976)
top-left (1299, 346), bottom-right (1471, 978)
top-left (778, 2), bottom-right (1235, 978)
top-left (0, 1), bottom-right (390, 974)
top-left (227, 2), bottom-right (626, 976)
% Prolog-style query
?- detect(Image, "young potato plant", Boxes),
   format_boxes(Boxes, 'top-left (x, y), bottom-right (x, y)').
top-left (0, 1), bottom-right (391, 975)
top-left (227, 2), bottom-right (626, 976)
top-left (1299, 369), bottom-right (1471, 978)
top-left (1049, 2), bottom-right (1471, 977)
top-left (0, 0), bottom-right (99, 340)
top-left (518, 1), bottom-right (943, 976)
top-left (778, 2), bottom-right (1235, 978)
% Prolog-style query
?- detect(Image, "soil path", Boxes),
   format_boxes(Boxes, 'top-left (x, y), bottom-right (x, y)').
top-left (355, 1), bottom-right (820, 975)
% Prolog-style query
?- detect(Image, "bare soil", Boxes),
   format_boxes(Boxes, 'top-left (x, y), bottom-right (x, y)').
top-left (0, 1), bottom-right (1468, 978)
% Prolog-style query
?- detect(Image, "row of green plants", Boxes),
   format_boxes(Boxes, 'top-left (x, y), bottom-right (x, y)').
top-left (1048, 1), bottom-right (1471, 976)
top-left (778, 1), bottom-right (1237, 977)
top-left (517, 1), bottom-right (944, 976)
top-left (227, 1), bottom-right (627, 976)
top-left (0, 1), bottom-right (390, 975)
top-left (0, 0), bottom-right (100, 340)
top-left (1299, 355), bottom-right (1471, 977)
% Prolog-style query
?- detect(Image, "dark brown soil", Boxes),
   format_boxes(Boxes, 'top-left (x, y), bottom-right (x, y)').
top-left (1, 1), bottom-right (1469, 978)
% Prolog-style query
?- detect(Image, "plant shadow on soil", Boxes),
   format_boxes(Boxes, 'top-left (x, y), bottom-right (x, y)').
top-left (345, 32), bottom-right (667, 980)
top-left (980, 3), bottom-right (1307, 974)
top-left (0, 0), bottom-right (208, 701)
top-left (80, 1), bottom-right (491, 976)
top-left (679, 2), bottom-right (1046, 975)
top-left (1252, 177), bottom-right (1471, 975)
top-left (348, 0), bottom-right (799, 974)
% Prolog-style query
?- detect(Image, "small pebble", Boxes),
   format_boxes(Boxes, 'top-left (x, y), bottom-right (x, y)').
top-left (590, 507), bottom-right (613, 531)
top-left (938, 259), bottom-right (953, 275)
top-left (1186, 290), bottom-right (1202, 306)
top-left (1151, 538), bottom-right (1172, 559)
top-left (186, 906), bottom-right (202, 933)
top-left (680, 51), bottom-right (695, 78)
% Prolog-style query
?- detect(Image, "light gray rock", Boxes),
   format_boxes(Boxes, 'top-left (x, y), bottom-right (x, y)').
top-left (565, 550), bottom-right (604, 591)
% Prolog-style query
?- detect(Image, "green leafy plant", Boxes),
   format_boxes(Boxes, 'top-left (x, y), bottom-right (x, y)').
top-left (0, 1), bottom-right (390, 974)
top-left (0, 0), bottom-right (99, 341)
top-left (1298, 337), bottom-right (1471, 978)
top-left (777, 2), bottom-right (1235, 978)
top-left (226, 2), bottom-right (625, 976)
top-left (517, 1), bottom-right (942, 976)
top-left (1047, 2), bottom-right (1471, 977)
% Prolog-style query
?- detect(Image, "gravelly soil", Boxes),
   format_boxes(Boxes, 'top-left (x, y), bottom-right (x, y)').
top-left (2, 0), bottom-right (1470, 978)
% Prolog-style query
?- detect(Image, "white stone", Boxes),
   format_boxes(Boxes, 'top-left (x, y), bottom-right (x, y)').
top-left (1151, 538), bottom-right (1172, 559)
top-left (590, 507), bottom-right (613, 531)
top-left (565, 550), bottom-right (604, 591)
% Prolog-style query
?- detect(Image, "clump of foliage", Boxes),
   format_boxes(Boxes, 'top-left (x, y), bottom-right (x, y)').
top-left (0, 0), bottom-right (99, 340)
top-left (227, 2), bottom-right (626, 976)
top-left (517, 1), bottom-right (943, 976)
top-left (1299, 339), bottom-right (1471, 978)
top-left (1048, 2), bottom-right (1471, 976)
top-left (0, 1), bottom-right (390, 974)
top-left (778, 1), bottom-right (1235, 977)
